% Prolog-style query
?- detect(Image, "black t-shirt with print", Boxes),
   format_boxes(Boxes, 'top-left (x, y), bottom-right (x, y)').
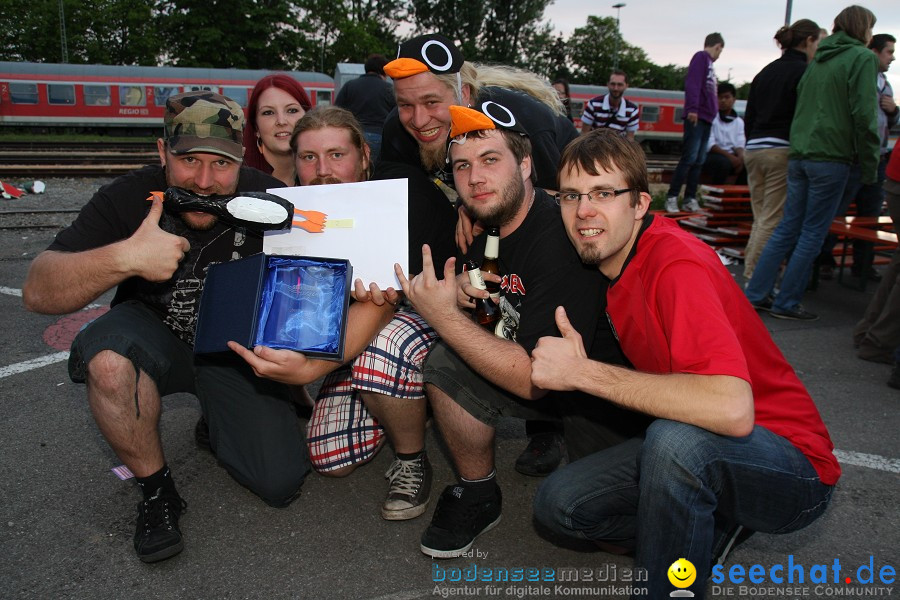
top-left (462, 189), bottom-right (621, 359)
top-left (48, 164), bottom-right (283, 346)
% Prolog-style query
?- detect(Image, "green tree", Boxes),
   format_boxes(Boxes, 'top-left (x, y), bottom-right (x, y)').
top-left (526, 32), bottom-right (571, 81)
top-left (408, 0), bottom-right (552, 67)
top-left (293, 0), bottom-right (404, 73)
top-left (566, 15), bottom-right (649, 87)
top-left (0, 0), bottom-right (65, 62)
top-left (636, 62), bottom-right (688, 90)
top-left (77, 0), bottom-right (160, 65)
top-left (0, 0), bottom-right (160, 65)
top-left (155, 0), bottom-right (307, 69)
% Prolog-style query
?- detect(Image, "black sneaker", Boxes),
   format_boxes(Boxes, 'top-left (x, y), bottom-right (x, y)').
top-left (195, 416), bottom-right (211, 452)
top-left (749, 295), bottom-right (773, 312)
top-left (770, 305), bottom-right (818, 321)
top-left (888, 364), bottom-right (900, 390)
top-left (382, 454), bottom-right (432, 521)
top-left (852, 266), bottom-right (882, 282)
top-left (515, 432), bottom-right (565, 477)
top-left (420, 484), bottom-right (502, 558)
top-left (134, 488), bottom-right (187, 563)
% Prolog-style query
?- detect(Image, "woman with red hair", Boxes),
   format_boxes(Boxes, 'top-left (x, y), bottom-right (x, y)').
top-left (243, 74), bottom-right (312, 184)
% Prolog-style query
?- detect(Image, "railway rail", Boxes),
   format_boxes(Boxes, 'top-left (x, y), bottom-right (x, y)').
top-left (0, 140), bottom-right (156, 177)
top-left (0, 141), bottom-right (678, 179)
top-left (0, 209), bottom-right (82, 230)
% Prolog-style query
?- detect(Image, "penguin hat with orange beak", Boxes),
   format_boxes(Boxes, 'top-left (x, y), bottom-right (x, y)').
top-left (383, 33), bottom-right (465, 79)
top-left (445, 101), bottom-right (529, 164)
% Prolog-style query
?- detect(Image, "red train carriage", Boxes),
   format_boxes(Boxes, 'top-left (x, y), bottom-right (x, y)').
top-left (0, 61), bottom-right (334, 131)
top-left (569, 83), bottom-right (747, 153)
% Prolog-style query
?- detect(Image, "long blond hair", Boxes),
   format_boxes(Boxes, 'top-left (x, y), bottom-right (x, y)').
top-left (433, 62), bottom-right (565, 117)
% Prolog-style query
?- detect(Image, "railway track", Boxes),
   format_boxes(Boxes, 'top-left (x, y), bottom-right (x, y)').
top-left (0, 209), bottom-right (82, 230)
top-left (0, 141), bottom-right (156, 177)
top-left (0, 140), bottom-right (679, 178)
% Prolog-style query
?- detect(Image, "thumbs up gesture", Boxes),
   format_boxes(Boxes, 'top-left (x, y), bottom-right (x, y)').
top-left (530, 306), bottom-right (588, 392)
top-left (124, 194), bottom-right (191, 282)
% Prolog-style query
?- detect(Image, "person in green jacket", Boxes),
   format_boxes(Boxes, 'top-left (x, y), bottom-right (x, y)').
top-left (745, 5), bottom-right (880, 321)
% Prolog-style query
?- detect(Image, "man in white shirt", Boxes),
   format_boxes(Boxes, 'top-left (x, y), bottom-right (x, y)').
top-left (702, 82), bottom-right (746, 184)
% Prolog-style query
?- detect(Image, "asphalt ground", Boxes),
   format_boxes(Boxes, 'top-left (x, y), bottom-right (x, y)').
top-left (1, 179), bottom-right (898, 600)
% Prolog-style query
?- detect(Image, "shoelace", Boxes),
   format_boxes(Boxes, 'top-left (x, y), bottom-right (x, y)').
top-left (141, 493), bottom-right (185, 533)
top-left (385, 458), bottom-right (423, 496)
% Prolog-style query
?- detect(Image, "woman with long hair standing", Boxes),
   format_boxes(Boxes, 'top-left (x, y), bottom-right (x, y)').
top-left (745, 5), bottom-right (881, 320)
top-left (742, 19), bottom-right (823, 279)
top-left (243, 74), bottom-right (312, 185)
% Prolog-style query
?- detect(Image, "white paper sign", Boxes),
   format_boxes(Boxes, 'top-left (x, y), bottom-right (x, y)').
top-left (264, 179), bottom-right (408, 288)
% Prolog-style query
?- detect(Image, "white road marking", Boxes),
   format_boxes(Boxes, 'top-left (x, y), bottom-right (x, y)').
top-left (0, 286), bottom-right (100, 309)
top-left (0, 351), bottom-right (69, 379)
top-left (0, 299), bottom-right (897, 479)
top-left (834, 449), bottom-right (900, 474)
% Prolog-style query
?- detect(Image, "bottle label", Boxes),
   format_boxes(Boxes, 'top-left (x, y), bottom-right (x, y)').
top-left (467, 267), bottom-right (487, 290)
top-left (494, 316), bottom-right (505, 338)
top-left (484, 235), bottom-right (499, 259)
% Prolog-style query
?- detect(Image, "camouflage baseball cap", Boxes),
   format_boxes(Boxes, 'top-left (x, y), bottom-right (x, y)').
top-left (164, 91), bottom-right (244, 161)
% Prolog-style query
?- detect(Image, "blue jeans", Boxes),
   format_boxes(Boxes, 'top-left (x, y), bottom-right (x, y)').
top-left (745, 159), bottom-right (851, 312)
top-left (667, 119), bottom-right (712, 200)
top-left (533, 420), bottom-right (833, 600)
top-left (364, 130), bottom-right (382, 164)
top-left (819, 156), bottom-right (888, 268)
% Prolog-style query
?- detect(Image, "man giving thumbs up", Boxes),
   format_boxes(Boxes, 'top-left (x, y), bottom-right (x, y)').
top-left (23, 91), bottom-right (309, 564)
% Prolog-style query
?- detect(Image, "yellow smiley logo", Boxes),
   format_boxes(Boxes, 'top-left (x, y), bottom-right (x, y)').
top-left (668, 558), bottom-right (697, 588)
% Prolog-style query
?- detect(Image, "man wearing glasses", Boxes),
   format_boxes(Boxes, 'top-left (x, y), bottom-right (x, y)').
top-left (396, 102), bottom-right (647, 558)
top-left (530, 130), bottom-right (840, 599)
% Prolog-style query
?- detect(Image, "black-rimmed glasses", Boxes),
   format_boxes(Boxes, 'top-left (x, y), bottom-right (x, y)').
top-left (554, 188), bottom-right (634, 207)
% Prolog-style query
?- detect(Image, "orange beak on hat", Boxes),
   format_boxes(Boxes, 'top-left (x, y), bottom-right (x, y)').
top-left (448, 105), bottom-right (497, 138)
top-left (384, 58), bottom-right (430, 79)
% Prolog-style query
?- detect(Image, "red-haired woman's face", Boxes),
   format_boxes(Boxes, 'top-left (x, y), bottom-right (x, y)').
top-left (255, 86), bottom-right (306, 157)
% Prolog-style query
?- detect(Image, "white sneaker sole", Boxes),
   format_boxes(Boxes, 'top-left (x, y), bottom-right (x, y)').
top-left (382, 496), bottom-right (430, 521)
top-left (419, 515), bottom-right (502, 558)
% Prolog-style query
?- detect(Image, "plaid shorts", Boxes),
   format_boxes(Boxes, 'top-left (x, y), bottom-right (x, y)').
top-left (307, 310), bottom-right (438, 472)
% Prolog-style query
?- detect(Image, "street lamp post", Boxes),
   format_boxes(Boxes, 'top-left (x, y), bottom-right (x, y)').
top-left (612, 3), bottom-right (626, 70)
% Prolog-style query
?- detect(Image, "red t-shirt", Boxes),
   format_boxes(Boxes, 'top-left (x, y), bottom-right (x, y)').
top-left (607, 216), bottom-right (840, 485)
top-left (886, 143), bottom-right (900, 183)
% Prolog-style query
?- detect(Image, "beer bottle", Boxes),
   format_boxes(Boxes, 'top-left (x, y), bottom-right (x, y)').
top-left (481, 227), bottom-right (501, 301)
top-left (465, 260), bottom-right (501, 329)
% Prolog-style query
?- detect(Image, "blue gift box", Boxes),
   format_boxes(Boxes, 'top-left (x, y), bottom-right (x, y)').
top-left (194, 253), bottom-right (352, 360)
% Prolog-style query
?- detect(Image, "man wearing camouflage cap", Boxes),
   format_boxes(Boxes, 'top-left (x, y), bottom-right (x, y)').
top-left (23, 91), bottom-right (309, 563)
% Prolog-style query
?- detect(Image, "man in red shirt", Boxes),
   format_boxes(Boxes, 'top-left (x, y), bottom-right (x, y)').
top-left (530, 130), bottom-right (839, 599)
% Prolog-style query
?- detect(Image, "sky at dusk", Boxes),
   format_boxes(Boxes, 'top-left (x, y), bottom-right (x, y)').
top-left (542, 0), bottom-right (899, 91)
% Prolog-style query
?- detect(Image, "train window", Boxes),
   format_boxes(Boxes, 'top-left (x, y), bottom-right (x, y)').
top-left (570, 100), bottom-right (585, 116)
top-left (48, 84), bottom-right (76, 105)
top-left (187, 85), bottom-right (217, 93)
top-left (9, 82), bottom-right (38, 104)
top-left (222, 87), bottom-right (248, 107)
top-left (641, 105), bottom-right (659, 123)
top-left (120, 85), bottom-right (146, 106)
top-left (674, 107), bottom-right (684, 123)
top-left (84, 85), bottom-right (111, 106)
top-left (154, 86), bottom-right (179, 106)
top-left (315, 90), bottom-right (331, 106)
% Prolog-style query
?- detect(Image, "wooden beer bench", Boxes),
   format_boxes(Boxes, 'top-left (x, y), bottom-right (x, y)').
top-left (827, 216), bottom-right (897, 290)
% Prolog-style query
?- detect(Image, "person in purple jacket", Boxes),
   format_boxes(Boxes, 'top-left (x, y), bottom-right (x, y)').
top-left (666, 33), bottom-right (725, 213)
